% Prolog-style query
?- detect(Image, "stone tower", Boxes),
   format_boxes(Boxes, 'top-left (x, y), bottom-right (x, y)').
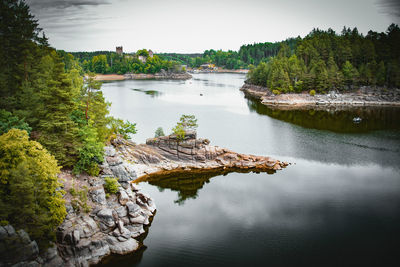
top-left (116, 46), bottom-right (123, 55)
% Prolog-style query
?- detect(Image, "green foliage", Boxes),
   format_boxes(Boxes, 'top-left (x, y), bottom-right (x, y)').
top-left (0, 129), bottom-right (66, 249)
top-left (155, 127), bottom-right (165, 137)
top-left (104, 177), bottom-right (119, 194)
top-left (0, 110), bottom-right (31, 135)
top-left (171, 114), bottom-right (198, 140)
top-left (247, 24), bottom-right (400, 92)
top-left (272, 89), bottom-right (281, 95)
top-left (178, 114), bottom-right (198, 131)
top-left (108, 117), bottom-right (137, 139)
top-left (310, 90), bottom-right (316, 96)
top-left (70, 49), bottom-right (184, 75)
top-left (34, 51), bottom-right (81, 168)
top-left (73, 125), bottom-right (104, 176)
top-left (69, 181), bottom-right (90, 213)
top-left (172, 124), bottom-right (185, 141)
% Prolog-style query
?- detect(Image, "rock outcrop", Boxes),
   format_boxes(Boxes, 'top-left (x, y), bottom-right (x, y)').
top-left (0, 225), bottom-right (63, 267)
top-left (108, 131), bottom-right (287, 180)
top-left (241, 82), bottom-right (400, 110)
top-left (55, 168), bottom-right (156, 266)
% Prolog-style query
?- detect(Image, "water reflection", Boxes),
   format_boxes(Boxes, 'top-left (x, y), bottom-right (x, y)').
top-left (132, 88), bottom-right (163, 98)
top-left (138, 168), bottom-right (275, 205)
top-left (246, 97), bottom-right (400, 133)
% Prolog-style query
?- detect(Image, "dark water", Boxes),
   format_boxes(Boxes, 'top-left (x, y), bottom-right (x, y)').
top-left (100, 74), bottom-right (400, 267)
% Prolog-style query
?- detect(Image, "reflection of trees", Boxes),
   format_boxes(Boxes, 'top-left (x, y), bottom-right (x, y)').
top-left (246, 98), bottom-right (400, 133)
top-left (144, 168), bottom-right (275, 205)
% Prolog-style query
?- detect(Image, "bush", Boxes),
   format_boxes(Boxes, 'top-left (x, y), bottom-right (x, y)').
top-left (69, 182), bottom-right (90, 213)
top-left (155, 127), bottom-right (165, 137)
top-left (272, 89), bottom-right (281, 95)
top-left (108, 117), bottom-right (137, 140)
top-left (104, 177), bottom-right (119, 194)
top-left (178, 114), bottom-right (198, 131)
top-left (172, 124), bottom-right (185, 141)
top-left (309, 89), bottom-right (316, 96)
top-left (74, 125), bottom-right (104, 176)
top-left (0, 129), bottom-right (66, 249)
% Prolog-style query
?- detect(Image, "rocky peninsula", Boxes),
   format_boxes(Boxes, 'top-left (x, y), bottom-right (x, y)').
top-left (241, 82), bottom-right (400, 110)
top-left (0, 132), bottom-right (286, 266)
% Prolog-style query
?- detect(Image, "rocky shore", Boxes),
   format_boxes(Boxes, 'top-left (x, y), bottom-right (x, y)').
top-left (1, 132), bottom-right (286, 266)
top-left (110, 131), bottom-right (287, 180)
top-left (241, 83), bottom-right (400, 110)
top-left (124, 69), bottom-right (192, 80)
top-left (94, 70), bottom-right (192, 81)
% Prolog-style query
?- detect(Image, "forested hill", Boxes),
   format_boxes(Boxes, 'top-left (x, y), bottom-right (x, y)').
top-left (158, 38), bottom-right (298, 69)
top-left (247, 25), bottom-right (400, 93)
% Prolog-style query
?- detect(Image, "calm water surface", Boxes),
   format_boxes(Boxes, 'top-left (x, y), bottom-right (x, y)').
top-left (100, 74), bottom-right (400, 267)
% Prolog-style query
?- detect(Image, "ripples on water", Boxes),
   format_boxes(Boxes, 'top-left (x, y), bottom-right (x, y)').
top-left (99, 74), bottom-right (400, 267)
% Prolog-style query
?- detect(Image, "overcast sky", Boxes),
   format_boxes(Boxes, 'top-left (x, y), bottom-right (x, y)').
top-left (26, 0), bottom-right (400, 53)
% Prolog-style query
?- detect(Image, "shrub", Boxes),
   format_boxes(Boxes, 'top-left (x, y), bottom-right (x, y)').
top-left (108, 117), bottom-right (137, 139)
top-left (74, 125), bottom-right (104, 176)
top-left (172, 124), bottom-right (185, 141)
top-left (0, 129), bottom-right (66, 249)
top-left (104, 177), bottom-right (119, 194)
top-left (69, 182), bottom-right (90, 213)
top-left (178, 114), bottom-right (198, 131)
top-left (309, 89), bottom-right (316, 96)
top-left (155, 127), bottom-right (165, 137)
top-left (272, 89), bottom-right (281, 95)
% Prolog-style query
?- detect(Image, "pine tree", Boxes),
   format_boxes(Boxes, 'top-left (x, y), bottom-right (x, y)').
top-left (35, 52), bottom-right (81, 167)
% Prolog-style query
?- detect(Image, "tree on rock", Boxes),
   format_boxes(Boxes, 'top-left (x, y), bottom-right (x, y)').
top-left (0, 129), bottom-right (66, 249)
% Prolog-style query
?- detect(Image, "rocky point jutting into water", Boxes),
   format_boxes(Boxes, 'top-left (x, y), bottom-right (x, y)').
top-left (109, 131), bottom-right (288, 180)
top-left (0, 132), bottom-right (286, 267)
top-left (241, 82), bottom-right (400, 110)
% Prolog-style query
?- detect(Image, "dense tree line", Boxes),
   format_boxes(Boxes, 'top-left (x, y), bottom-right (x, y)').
top-left (158, 39), bottom-right (297, 69)
top-left (67, 49), bottom-right (184, 74)
top-left (247, 25), bottom-right (400, 93)
top-left (0, 0), bottom-right (136, 248)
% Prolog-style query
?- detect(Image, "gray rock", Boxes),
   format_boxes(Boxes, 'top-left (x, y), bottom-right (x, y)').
top-left (17, 229), bottom-right (31, 244)
top-left (118, 189), bottom-right (129, 205)
top-left (4, 224), bottom-right (16, 236)
top-left (90, 188), bottom-right (106, 204)
top-left (106, 236), bottom-right (139, 255)
top-left (115, 206), bottom-right (128, 218)
top-left (104, 146), bottom-right (116, 157)
top-left (97, 208), bottom-right (115, 228)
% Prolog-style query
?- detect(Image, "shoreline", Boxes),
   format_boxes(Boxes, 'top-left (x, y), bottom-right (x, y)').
top-left (94, 72), bottom-right (192, 81)
top-left (188, 69), bottom-right (248, 74)
top-left (240, 83), bottom-right (400, 110)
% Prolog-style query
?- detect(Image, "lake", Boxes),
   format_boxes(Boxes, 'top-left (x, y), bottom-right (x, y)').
top-left (99, 73), bottom-right (400, 266)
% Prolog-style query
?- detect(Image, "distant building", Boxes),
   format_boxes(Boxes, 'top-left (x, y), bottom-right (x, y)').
top-left (116, 46), bottom-right (123, 55)
top-left (200, 63), bottom-right (215, 69)
top-left (138, 55), bottom-right (146, 63)
top-left (148, 49), bottom-right (154, 58)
